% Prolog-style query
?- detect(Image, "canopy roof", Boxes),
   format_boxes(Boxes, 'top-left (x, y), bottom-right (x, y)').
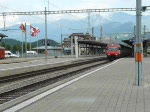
top-left (0, 33), bottom-right (8, 38)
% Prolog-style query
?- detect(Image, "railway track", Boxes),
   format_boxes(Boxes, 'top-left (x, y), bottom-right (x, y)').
top-left (0, 57), bottom-right (110, 109)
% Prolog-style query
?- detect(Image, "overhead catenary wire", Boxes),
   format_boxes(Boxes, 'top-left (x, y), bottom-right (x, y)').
top-left (0, 3), bottom-right (72, 31)
top-left (41, 0), bottom-right (89, 34)
top-left (0, 6), bottom-right (144, 27)
top-left (41, 0), bottom-right (89, 25)
top-left (1, 3), bottom-right (149, 38)
top-left (41, 0), bottom-right (92, 37)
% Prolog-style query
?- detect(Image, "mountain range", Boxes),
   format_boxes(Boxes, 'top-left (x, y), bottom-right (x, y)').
top-left (0, 12), bottom-right (150, 43)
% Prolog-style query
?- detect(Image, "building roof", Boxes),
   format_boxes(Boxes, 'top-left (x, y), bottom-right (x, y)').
top-left (69, 33), bottom-right (90, 36)
top-left (68, 33), bottom-right (91, 39)
top-left (32, 46), bottom-right (62, 50)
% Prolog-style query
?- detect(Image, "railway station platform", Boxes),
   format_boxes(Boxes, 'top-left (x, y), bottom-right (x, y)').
top-left (3, 58), bottom-right (150, 112)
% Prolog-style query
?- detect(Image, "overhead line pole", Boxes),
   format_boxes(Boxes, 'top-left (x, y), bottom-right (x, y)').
top-left (134, 26), bottom-right (136, 58)
top-left (61, 25), bottom-right (63, 57)
top-left (88, 12), bottom-right (91, 33)
top-left (100, 27), bottom-right (102, 42)
top-left (92, 27), bottom-right (94, 38)
top-left (48, 0), bottom-right (49, 11)
top-left (135, 0), bottom-right (142, 86)
top-left (3, 13), bottom-right (6, 31)
top-left (45, 7), bottom-right (48, 63)
top-left (144, 25), bottom-right (146, 55)
top-left (25, 23), bottom-right (27, 58)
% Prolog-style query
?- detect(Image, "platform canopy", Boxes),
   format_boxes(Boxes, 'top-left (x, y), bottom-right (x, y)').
top-left (0, 33), bottom-right (8, 42)
top-left (0, 33), bottom-right (8, 37)
top-left (78, 40), bottom-right (108, 47)
top-left (122, 39), bottom-right (150, 48)
top-left (122, 40), bottom-right (133, 46)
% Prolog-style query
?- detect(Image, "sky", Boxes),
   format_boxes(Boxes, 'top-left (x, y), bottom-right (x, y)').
top-left (0, 0), bottom-right (149, 29)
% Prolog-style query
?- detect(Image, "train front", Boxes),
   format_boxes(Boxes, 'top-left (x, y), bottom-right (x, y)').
top-left (105, 45), bottom-right (121, 60)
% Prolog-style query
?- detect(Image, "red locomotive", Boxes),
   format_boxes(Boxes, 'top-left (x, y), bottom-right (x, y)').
top-left (106, 44), bottom-right (132, 60)
top-left (0, 46), bottom-right (5, 59)
top-left (106, 44), bottom-right (121, 60)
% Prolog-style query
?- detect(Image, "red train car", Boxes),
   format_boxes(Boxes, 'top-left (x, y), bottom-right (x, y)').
top-left (106, 44), bottom-right (132, 60)
top-left (105, 44), bottom-right (121, 60)
top-left (0, 46), bottom-right (5, 59)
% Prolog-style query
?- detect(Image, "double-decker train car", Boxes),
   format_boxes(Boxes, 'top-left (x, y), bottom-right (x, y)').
top-left (105, 44), bottom-right (132, 60)
top-left (0, 46), bottom-right (5, 59)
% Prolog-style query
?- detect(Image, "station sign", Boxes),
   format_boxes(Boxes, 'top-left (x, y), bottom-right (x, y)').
top-left (129, 37), bottom-right (146, 43)
top-left (129, 39), bottom-right (135, 42)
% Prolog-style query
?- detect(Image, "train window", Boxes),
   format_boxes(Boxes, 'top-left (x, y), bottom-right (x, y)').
top-left (108, 48), bottom-right (119, 51)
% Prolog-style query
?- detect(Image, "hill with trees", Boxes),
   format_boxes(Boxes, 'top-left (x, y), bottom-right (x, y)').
top-left (0, 38), bottom-right (59, 53)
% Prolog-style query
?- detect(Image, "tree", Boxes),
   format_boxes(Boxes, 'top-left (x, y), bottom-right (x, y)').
top-left (23, 43), bottom-right (30, 52)
top-left (16, 44), bottom-right (21, 52)
top-left (5, 44), bottom-right (11, 50)
top-left (1, 42), bottom-right (5, 47)
top-left (12, 44), bottom-right (21, 53)
top-left (12, 45), bottom-right (17, 53)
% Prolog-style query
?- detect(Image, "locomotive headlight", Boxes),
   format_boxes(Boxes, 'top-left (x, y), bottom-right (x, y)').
top-left (115, 54), bottom-right (118, 55)
top-left (108, 54), bottom-right (110, 55)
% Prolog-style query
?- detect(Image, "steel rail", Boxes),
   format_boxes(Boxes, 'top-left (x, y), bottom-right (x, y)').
top-left (0, 57), bottom-right (107, 94)
top-left (0, 59), bottom-right (109, 106)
